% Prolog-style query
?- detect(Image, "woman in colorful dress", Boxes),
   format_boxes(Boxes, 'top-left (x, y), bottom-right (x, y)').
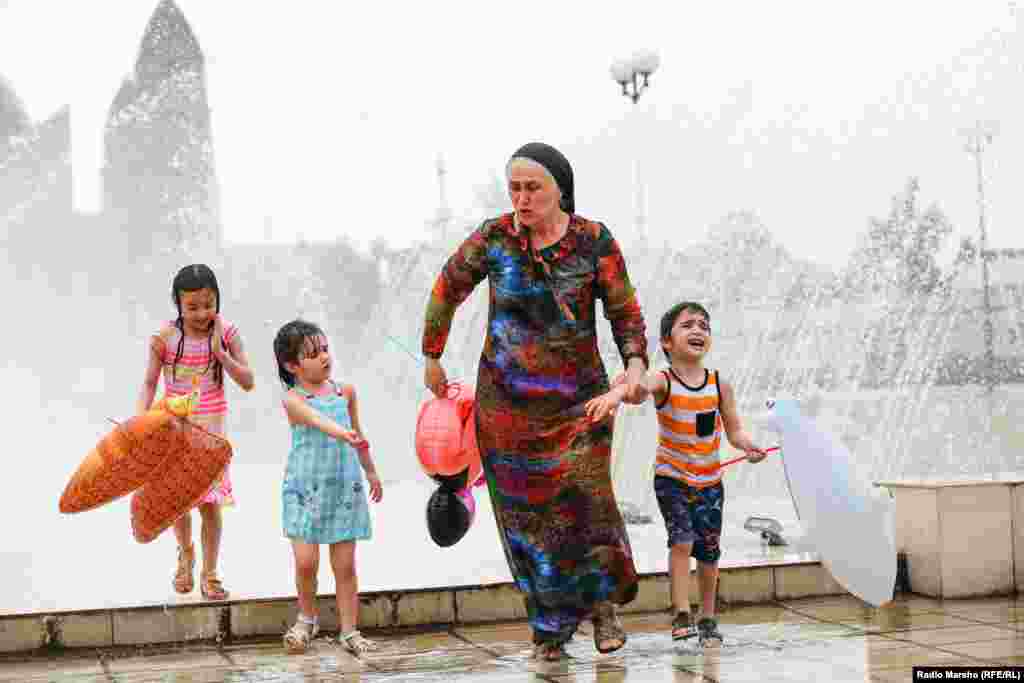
top-left (422, 142), bottom-right (650, 660)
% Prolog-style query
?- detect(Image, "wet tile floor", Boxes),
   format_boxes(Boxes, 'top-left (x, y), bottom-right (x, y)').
top-left (5, 594), bottom-right (1024, 682)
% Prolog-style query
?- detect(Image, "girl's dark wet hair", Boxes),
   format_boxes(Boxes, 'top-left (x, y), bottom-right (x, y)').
top-left (660, 301), bottom-right (711, 361)
top-left (273, 319), bottom-right (326, 387)
top-left (171, 264), bottom-right (222, 386)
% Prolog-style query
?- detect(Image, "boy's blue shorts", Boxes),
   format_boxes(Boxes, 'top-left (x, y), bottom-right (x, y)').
top-left (653, 475), bottom-right (724, 564)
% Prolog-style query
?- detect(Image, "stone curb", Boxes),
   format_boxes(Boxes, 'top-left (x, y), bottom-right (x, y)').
top-left (0, 561), bottom-right (843, 654)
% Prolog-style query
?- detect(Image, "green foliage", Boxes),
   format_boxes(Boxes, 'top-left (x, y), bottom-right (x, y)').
top-left (841, 178), bottom-right (958, 387)
top-left (843, 177), bottom-right (954, 299)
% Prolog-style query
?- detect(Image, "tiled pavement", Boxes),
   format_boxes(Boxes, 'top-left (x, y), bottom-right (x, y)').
top-left (4, 594), bottom-right (1024, 681)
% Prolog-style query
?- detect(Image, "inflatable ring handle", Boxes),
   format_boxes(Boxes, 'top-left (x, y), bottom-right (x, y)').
top-left (444, 381), bottom-right (464, 400)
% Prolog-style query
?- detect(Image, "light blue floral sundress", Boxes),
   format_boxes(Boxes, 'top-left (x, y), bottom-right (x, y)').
top-left (282, 382), bottom-right (372, 544)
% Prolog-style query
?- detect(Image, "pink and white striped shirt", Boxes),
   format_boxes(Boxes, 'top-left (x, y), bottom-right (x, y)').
top-left (153, 320), bottom-right (239, 421)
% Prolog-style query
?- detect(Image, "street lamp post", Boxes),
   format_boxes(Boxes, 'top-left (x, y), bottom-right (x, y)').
top-left (610, 50), bottom-right (661, 248)
top-left (610, 50), bottom-right (661, 104)
top-left (608, 51), bottom-right (662, 521)
top-left (962, 121), bottom-right (999, 392)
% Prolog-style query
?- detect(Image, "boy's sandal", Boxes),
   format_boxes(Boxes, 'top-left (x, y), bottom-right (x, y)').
top-left (200, 571), bottom-right (229, 601)
top-left (671, 611), bottom-right (697, 641)
top-left (283, 621), bottom-right (320, 654)
top-left (697, 617), bottom-right (723, 647)
top-left (338, 630), bottom-right (377, 654)
top-left (173, 544), bottom-right (195, 594)
top-left (532, 639), bottom-right (569, 662)
top-left (591, 602), bottom-right (627, 654)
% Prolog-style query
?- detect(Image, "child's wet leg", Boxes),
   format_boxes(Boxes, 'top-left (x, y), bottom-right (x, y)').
top-left (692, 483), bottom-right (724, 646)
top-left (172, 512), bottom-right (194, 593)
top-left (285, 542), bottom-right (321, 653)
top-left (198, 503), bottom-right (228, 599)
top-left (292, 541), bottom-right (320, 619)
top-left (696, 560), bottom-right (723, 646)
top-left (331, 542), bottom-right (357, 634)
top-left (332, 542), bottom-right (375, 653)
top-left (698, 560), bottom-right (718, 618)
top-left (669, 543), bottom-right (696, 640)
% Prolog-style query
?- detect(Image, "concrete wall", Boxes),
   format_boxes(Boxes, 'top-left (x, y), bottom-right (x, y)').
top-left (0, 561), bottom-right (845, 654)
top-left (880, 479), bottom-right (1023, 599)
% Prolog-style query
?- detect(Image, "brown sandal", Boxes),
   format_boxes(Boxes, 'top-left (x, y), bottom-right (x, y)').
top-left (173, 544), bottom-right (195, 594)
top-left (200, 570), bottom-right (229, 600)
top-left (592, 602), bottom-right (626, 654)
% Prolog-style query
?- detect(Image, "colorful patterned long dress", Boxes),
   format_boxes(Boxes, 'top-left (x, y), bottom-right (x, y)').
top-left (423, 213), bottom-right (649, 642)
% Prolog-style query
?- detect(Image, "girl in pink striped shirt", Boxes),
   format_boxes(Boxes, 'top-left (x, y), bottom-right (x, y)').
top-left (137, 264), bottom-right (255, 600)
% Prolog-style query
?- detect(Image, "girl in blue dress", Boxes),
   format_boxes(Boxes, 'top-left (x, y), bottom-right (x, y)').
top-left (273, 320), bottom-right (384, 655)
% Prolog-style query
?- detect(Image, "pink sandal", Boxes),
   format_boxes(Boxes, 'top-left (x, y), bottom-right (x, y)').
top-left (200, 570), bottom-right (229, 601)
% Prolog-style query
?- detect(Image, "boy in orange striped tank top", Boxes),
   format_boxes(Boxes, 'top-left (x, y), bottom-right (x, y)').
top-left (586, 302), bottom-right (766, 647)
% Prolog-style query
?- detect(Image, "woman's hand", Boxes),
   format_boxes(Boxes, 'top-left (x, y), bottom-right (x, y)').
top-left (621, 358), bottom-right (648, 404)
top-left (366, 473), bottom-right (383, 503)
top-left (424, 357), bottom-right (448, 398)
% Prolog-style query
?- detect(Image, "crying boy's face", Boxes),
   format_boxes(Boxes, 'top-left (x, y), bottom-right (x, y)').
top-left (662, 309), bottom-right (712, 362)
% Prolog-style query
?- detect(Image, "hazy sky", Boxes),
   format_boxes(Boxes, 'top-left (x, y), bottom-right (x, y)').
top-left (1, 0), bottom-right (1021, 266)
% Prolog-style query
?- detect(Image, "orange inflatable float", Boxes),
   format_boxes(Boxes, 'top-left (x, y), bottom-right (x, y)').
top-left (129, 422), bottom-right (232, 543)
top-left (59, 378), bottom-right (233, 543)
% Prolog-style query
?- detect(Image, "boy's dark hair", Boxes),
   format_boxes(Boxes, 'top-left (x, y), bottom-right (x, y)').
top-left (660, 301), bottom-right (711, 362)
top-left (273, 319), bottom-right (326, 387)
top-left (171, 264), bottom-right (222, 386)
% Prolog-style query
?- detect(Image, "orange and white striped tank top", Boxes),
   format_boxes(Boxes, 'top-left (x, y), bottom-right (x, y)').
top-left (654, 368), bottom-right (724, 488)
